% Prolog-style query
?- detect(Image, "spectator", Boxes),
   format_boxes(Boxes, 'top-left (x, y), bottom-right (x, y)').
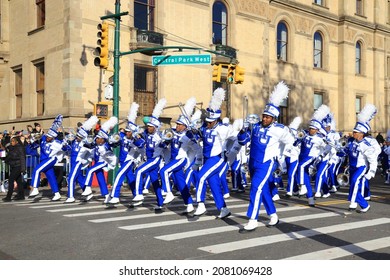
top-left (376, 132), bottom-right (385, 145)
top-left (3, 136), bottom-right (26, 201)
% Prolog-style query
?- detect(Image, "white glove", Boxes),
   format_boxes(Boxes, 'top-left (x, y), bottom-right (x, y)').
top-left (242, 121), bottom-right (250, 129)
top-left (364, 170), bottom-right (375, 180)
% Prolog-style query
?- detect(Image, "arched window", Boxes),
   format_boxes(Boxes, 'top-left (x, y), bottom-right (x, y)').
top-left (355, 41), bottom-right (362, 74)
top-left (313, 32), bottom-right (323, 68)
top-left (212, 1), bottom-right (228, 45)
top-left (277, 22), bottom-right (288, 61)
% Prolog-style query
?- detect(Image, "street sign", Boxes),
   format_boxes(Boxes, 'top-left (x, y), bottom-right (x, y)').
top-left (152, 54), bottom-right (211, 66)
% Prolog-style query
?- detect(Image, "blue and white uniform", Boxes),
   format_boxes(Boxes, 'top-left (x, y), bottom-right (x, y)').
top-left (160, 129), bottom-right (202, 207)
top-left (238, 121), bottom-right (294, 221)
top-left (109, 131), bottom-right (144, 200)
top-left (195, 122), bottom-right (229, 211)
top-left (133, 129), bottom-right (164, 206)
top-left (30, 135), bottom-right (64, 194)
top-left (345, 137), bottom-right (379, 209)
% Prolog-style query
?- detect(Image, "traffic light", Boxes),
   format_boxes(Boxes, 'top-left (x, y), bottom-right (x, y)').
top-left (94, 103), bottom-right (109, 119)
top-left (94, 22), bottom-right (109, 69)
top-left (212, 64), bottom-right (222, 82)
top-left (227, 64), bottom-right (235, 84)
top-left (234, 65), bottom-right (245, 84)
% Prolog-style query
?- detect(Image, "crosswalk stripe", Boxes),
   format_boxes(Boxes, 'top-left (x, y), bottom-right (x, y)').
top-left (47, 204), bottom-right (125, 212)
top-left (198, 218), bottom-right (390, 254)
top-left (155, 212), bottom-right (342, 241)
top-left (88, 203), bottom-right (250, 223)
top-left (283, 236), bottom-right (390, 260)
top-left (117, 205), bottom-right (307, 231)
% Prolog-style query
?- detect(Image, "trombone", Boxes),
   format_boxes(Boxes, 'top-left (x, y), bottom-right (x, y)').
top-left (178, 102), bottom-right (202, 138)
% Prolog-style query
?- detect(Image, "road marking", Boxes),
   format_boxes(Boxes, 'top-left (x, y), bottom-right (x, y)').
top-left (198, 218), bottom-right (390, 254)
top-left (283, 236), bottom-right (390, 260)
top-left (155, 212), bottom-right (342, 241)
top-left (88, 203), bottom-right (250, 223)
top-left (117, 206), bottom-right (306, 230)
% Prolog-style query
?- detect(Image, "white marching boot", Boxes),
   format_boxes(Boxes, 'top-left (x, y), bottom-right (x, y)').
top-left (299, 185), bottom-right (307, 196)
top-left (218, 207), bottom-right (231, 219)
top-left (28, 187), bottom-right (40, 198)
top-left (268, 213), bottom-right (279, 227)
top-left (243, 219), bottom-right (258, 231)
top-left (108, 197), bottom-right (120, 204)
top-left (51, 192), bottom-right (61, 201)
top-left (163, 192), bottom-right (175, 204)
top-left (64, 197), bottom-right (75, 204)
top-left (193, 202), bottom-right (207, 216)
top-left (81, 186), bottom-right (92, 196)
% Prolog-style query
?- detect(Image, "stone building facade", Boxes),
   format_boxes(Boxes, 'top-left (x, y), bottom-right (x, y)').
top-left (0, 0), bottom-right (389, 134)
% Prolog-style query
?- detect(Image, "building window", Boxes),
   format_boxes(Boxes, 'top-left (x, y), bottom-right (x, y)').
top-left (355, 96), bottom-right (362, 115)
top-left (36, 0), bottom-right (45, 28)
top-left (387, 56), bottom-right (390, 78)
top-left (15, 69), bottom-right (23, 118)
top-left (314, 92), bottom-right (323, 110)
top-left (277, 22), bottom-right (288, 61)
top-left (212, 1), bottom-right (228, 45)
top-left (134, 65), bottom-right (157, 117)
top-left (279, 98), bottom-right (288, 125)
top-left (313, 0), bottom-right (324, 6)
top-left (313, 32), bottom-right (323, 68)
top-left (355, 41), bottom-right (362, 74)
top-left (356, 0), bottom-right (363, 16)
top-left (134, 0), bottom-right (155, 31)
top-left (35, 62), bottom-right (45, 116)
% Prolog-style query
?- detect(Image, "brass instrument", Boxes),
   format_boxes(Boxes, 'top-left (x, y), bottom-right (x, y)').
top-left (272, 168), bottom-right (282, 178)
top-left (308, 165), bottom-right (317, 176)
top-left (30, 133), bottom-right (43, 142)
top-left (162, 128), bottom-right (174, 141)
top-left (246, 114), bottom-right (260, 125)
top-left (240, 163), bottom-right (249, 173)
top-left (336, 165), bottom-right (350, 186)
top-left (84, 135), bottom-right (94, 145)
top-left (108, 133), bottom-right (121, 144)
top-left (296, 129), bottom-right (306, 140)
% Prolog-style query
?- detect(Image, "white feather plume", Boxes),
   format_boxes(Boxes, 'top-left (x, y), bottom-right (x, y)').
top-left (152, 98), bottom-right (167, 118)
top-left (209, 88), bottom-right (225, 111)
top-left (191, 109), bottom-right (202, 122)
top-left (289, 116), bottom-right (302, 130)
top-left (232, 119), bottom-right (243, 132)
top-left (127, 102), bottom-right (139, 123)
top-left (183, 97), bottom-right (197, 117)
top-left (357, 103), bottom-right (377, 123)
top-left (101, 116), bottom-right (118, 132)
top-left (82, 115), bottom-right (99, 131)
top-left (312, 104), bottom-right (330, 122)
top-left (269, 81), bottom-right (289, 106)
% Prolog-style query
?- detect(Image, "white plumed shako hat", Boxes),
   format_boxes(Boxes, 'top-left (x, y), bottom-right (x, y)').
top-left (353, 104), bottom-right (377, 134)
top-left (147, 98), bottom-right (167, 128)
top-left (205, 88), bottom-right (225, 122)
top-left (263, 81), bottom-right (289, 118)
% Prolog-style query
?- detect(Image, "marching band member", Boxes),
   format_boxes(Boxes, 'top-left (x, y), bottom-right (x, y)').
top-left (327, 117), bottom-right (344, 193)
top-left (160, 97), bottom-right (202, 213)
top-left (64, 115), bottom-right (99, 203)
top-left (193, 88), bottom-right (231, 219)
top-left (296, 105), bottom-right (329, 206)
top-left (313, 111), bottom-right (335, 198)
top-left (80, 116), bottom-right (119, 203)
top-left (107, 103), bottom-right (144, 205)
top-left (345, 104), bottom-right (379, 212)
top-left (28, 115), bottom-right (66, 201)
top-left (384, 131), bottom-right (390, 184)
top-left (237, 81), bottom-right (294, 231)
top-left (131, 98), bottom-right (167, 210)
top-left (285, 116), bottom-right (302, 197)
top-left (228, 119), bottom-right (247, 193)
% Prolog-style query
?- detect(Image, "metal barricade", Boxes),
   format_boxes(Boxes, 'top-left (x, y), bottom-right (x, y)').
top-left (25, 154), bottom-right (40, 183)
top-left (0, 159), bottom-right (9, 192)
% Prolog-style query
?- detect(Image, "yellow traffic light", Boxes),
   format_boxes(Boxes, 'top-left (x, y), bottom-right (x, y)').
top-left (227, 64), bottom-right (235, 84)
top-left (212, 64), bottom-right (222, 82)
top-left (94, 103), bottom-right (109, 119)
top-left (94, 22), bottom-right (109, 69)
top-left (234, 65), bottom-right (245, 84)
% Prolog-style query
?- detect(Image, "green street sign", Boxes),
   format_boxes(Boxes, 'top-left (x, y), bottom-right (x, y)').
top-left (152, 54), bottom-right (211, 66)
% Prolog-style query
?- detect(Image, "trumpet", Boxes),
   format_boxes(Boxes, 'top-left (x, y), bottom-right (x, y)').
top-left (30, 133), bottom-right (43, 142)
top-left (296, 129), bottom-right (306, 140)
top-left (272, 168), bottom-right (282, 178)
top-left (240, 163), bottom-right (249, 173)
top-left (65, 132), bottom-right (76, 142)
top-left (245, 114), bottom-right (260, 125)
top-left (108, 133), bottom-right (121, 144)
top-left (162, 128), bottom-right (174, 141)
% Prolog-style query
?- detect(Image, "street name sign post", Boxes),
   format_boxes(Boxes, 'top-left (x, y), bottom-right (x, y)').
top-left (152, 54), bottom-right (211, 66)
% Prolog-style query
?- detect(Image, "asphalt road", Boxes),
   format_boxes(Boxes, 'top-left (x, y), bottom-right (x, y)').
top-left (0, 176), bottom-right (389, 261)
